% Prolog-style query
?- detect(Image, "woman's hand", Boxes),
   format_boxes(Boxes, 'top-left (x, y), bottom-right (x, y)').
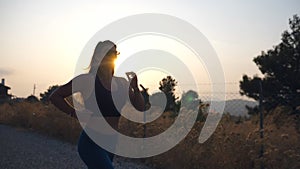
top-left (130, 74), bottom-right (139, 90)
top-left (127, 72), bottom-right (146, 111)
top-left (126, 72), bottom-right (138, 90)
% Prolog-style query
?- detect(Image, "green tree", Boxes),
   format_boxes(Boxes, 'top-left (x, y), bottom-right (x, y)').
top-left (40, 85), bottom-right (60, 103)
top-left (181, 90), bottom-right (199, 109)
top-left (240, 15), bottom-right (300, 113)
top-left (159, 76), bottom-right (179, 112)
top-left (26, 95), bottom-right (39, 102)
top-left (181, 90), bottom-right (208, 121)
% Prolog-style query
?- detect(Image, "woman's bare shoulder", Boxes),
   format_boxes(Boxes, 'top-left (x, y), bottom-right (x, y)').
top-left (72, 73), bottom-right (95, 94)
top-left (74, 73), bottom-right (95, 81)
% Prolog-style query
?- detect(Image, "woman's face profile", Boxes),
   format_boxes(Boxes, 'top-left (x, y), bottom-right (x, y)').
top-left (101, 46), bottom-right (119, 68)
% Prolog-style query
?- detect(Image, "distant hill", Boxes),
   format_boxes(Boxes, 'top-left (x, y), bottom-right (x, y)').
top-left (205, 99), bottom-right (258, 117)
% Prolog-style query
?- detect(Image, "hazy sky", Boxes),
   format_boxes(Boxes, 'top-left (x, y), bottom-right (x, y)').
top-left (0, 0), bottom-right (299, 98)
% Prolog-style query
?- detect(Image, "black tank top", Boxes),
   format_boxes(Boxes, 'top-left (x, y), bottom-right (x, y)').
top-left (93, 76), bottom-right (121, 117)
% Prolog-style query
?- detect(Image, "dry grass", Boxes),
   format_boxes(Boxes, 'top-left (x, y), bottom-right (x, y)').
top-left (0, 102), bottom-right (299, 168)
top-left (0, 101), bottom-right (81, 144)
top-left (118, 106), bottom-right (300, 169)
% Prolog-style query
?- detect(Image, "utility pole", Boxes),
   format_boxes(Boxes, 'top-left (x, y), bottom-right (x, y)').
top-left (33, 84), bottom-right (36, 96)
top-left (258, 80), bottom-right (264, 169)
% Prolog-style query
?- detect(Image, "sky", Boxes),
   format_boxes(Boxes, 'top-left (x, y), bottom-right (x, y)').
top-left (0, 0), bottom-right (299, 99)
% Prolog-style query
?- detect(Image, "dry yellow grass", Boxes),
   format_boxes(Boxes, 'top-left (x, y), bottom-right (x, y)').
top-left (0, 101), bottom-right (81, 144)
top-left (0, 102), bottom-right (299, 168)
top-left (118, 106), bottom-right (300, 169)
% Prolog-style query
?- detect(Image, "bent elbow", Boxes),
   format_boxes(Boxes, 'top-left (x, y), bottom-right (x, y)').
top-left (135, 100), bottom-right (147, 112)
top-left (135, 105), bottom-right (145, 112)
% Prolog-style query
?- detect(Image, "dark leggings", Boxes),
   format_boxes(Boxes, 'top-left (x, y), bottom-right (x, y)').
top-left (78, 131), bottom-right (115, 169)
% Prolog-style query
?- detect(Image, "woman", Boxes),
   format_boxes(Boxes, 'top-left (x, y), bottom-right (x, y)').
top-left (49, 40), bottom-right (145, 169)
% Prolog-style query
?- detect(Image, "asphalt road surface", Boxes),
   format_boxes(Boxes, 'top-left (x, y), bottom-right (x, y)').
top-left (0, 124), bottom-right (153, 169)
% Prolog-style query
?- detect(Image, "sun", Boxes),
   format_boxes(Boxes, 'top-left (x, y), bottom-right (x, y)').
top-left (114, 58), bottom-right (120, 69)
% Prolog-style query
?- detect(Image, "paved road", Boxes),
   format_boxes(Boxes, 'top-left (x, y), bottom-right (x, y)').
top-left (0, 125), bottom-right (153, 169)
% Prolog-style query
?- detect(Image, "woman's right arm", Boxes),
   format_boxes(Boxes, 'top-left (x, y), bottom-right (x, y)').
top-left (49, 80), bottom-right (76, 118)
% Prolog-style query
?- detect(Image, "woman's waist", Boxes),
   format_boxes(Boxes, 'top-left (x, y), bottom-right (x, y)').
top-left (84, 103), bottom-right (121, 117)
top-left (85, 116), bottom-right (120, 133)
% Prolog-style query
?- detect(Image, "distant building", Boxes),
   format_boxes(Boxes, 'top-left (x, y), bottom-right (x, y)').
top-left (0, 78), bottom-right (12, 103)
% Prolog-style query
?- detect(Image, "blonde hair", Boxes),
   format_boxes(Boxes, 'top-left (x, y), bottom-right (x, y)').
top-left (87, 40), bottom-right (116, 74)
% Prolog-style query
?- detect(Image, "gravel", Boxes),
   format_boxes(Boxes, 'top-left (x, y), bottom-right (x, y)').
top-left (0, 124), bottom-right (154, 169)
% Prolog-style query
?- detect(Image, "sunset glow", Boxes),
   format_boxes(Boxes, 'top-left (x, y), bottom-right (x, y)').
top-left (0, 0), bottom-right (299, 98)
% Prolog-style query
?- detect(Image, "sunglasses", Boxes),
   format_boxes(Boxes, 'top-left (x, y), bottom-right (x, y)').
top-left (108, 49), bottom-right (120, 56)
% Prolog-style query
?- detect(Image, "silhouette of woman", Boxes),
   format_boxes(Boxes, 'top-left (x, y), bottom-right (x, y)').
top-left (49, 40), bottom-right (145, 169)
